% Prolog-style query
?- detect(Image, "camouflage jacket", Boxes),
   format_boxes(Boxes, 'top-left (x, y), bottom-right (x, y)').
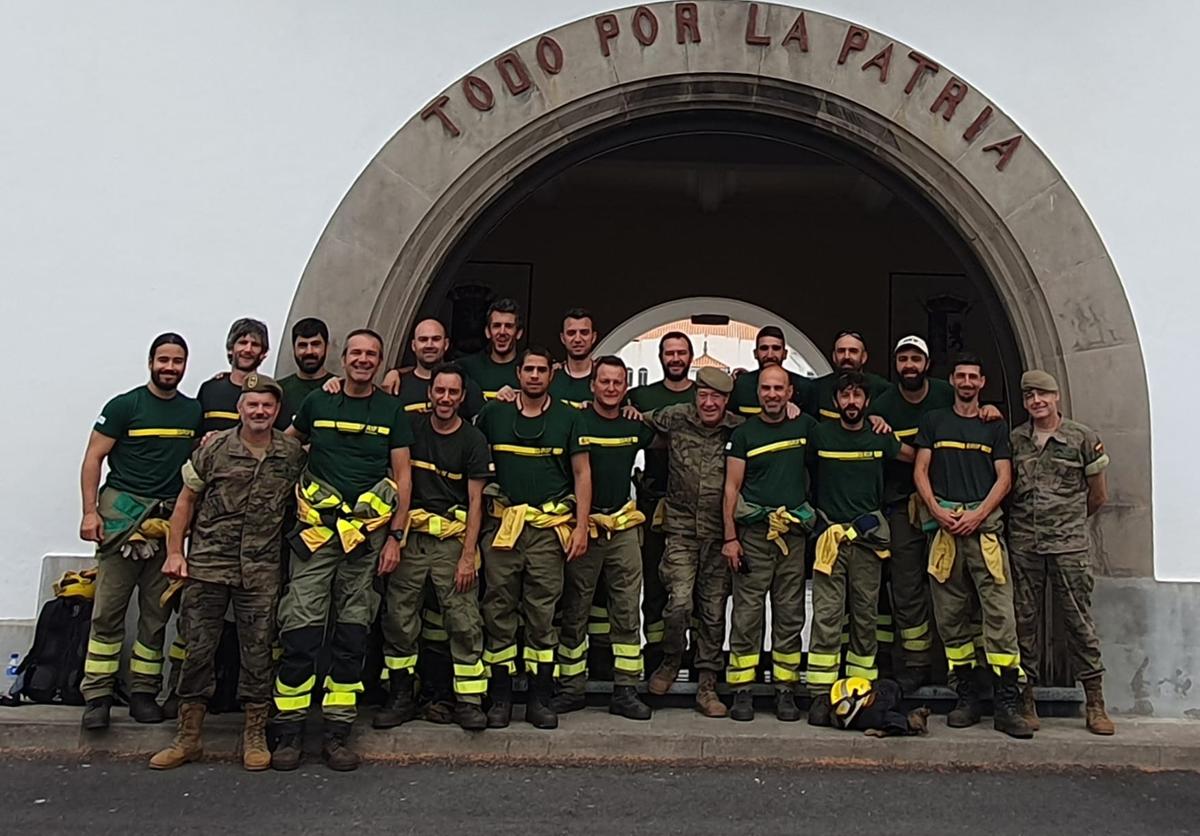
top-left (646, 403), bottom-right (744, 539)
top-left (181, 428), bottom-right (306, 587)
top-left (1008, 418), bottom-right (1109, 555)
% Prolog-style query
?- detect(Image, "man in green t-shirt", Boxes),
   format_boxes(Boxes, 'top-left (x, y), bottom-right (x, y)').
top-left (458, 297), bottom-right (523, 401)
top-left (277, 317), bottom-right (334, 425)
top-left (273, 329), bottom-right (413, 772)
top-left (804, 372), bottom-right (911, 726)
top-left (475, 347), bottom-right (591, 730)
top-left (197, 318), bottom-right (287, 434)
top-left (805, 330), bottom-right (890, 421)
top-left (914, 353), bottom-right (1030, 739)
top-left (728, 325), bottom-right (813, 417)
top-left (626, 331), bottom-right (695, 673)
top-left (548, 307), bottom-right (598, 408)
top-left (550, 356), bottom-right (654, 721)
top-left (78, 332), bottom-right (202, 731)
top-left (722, 365), bottom-right (817, 722)
top-left (373, 363), bottom-right (492, 733)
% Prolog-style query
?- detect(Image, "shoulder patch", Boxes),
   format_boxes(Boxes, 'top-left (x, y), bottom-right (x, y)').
top-left (95, 415), bottom-right (106, 425)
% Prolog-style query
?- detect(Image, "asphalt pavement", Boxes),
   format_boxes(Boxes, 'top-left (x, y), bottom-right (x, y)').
top-left (3, 757), bottom-right (1199, 835)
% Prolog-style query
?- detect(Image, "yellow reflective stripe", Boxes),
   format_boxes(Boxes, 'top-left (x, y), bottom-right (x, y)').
top-left (876, 630), bottom-right (896, 643)
top-left (903, 637), bottom-right (934, 652)
top-left (275, 675), bottom-right (316, 696)
top-left (422, 609), bottom-right (445, 626)
top-left (944, 642), bottom-right (976, 662)
top-left (845, 665), bottom-right (878, 680)
top-left (482, 391), bottom-right (500, 400)
top-left (589, 605), bottom-right (609, 618)
top-left (845, 652), bottom-right (875, 668)
top-left (483, 646), bottom-right (518, 664)
top-left (128, 658), bottom-right (162, 675)
top-left (492, 444), bottom-right (564, 457)
top-left (455, 678), bottom-right (489, 695)
top-left (131, 641), bottom-right (163, 661)
top-left (819, 408), bottom-right (840, 419)
top-left (807, 652), bottom-right (840, 668)
top-left (523, 647), bottom-right (555, 664)
top-left (772, 650), bottom-right (802, 665)
top-left (559, 659), bottom-right (588, 676)
top-left (404, 402), bottom-right (431, 413)
top-left (877, 614), bottom-right (893, 626)
top-left (727, 667), bottom-right (757, 684)
top-left (745, 438), bottom-right (807, 458)
top-left (900, 623), bottom-right (929, 640)
top-left (817, 450), bottom-right (884, 460)
top-left (557, 642), bottom-right (588, 661)
top-left (454, 661), bottom-right (486, 678)
top-left (323, 678), bottom-right (364, 693)
top-left (893, 427), bottom-right (919, 438)
top-left (738, 406), bottom-right (763, 415)
top-left (312, 419), bottom-right (390, 435)
top-left (322, 691), bottom-right (357, 707)
top-left (773, 665), bottom-right (801, 682)
top-left (88, 638), bottom-right (122, 656)
top-left (587, 623), bottom-right (611, 635)
top-left (613, 657), bottom-right (643, 673)
top-left (84, 659), bottom-right (119, 674)
top-left (729, 653), bottom-right (760, 669)
top-left (611, 643), bottom-right (640, 658)
top-left (202, 411), bottom-right (241, 421)
top-left (128, 427), bottom-right (197, 438)
top-left (806, 670), bottom-right (839, 685)
top-left (986, 652), bottom-right (1021, 669)
top-left (933, 440), bottom-right (993, 454)
top-left (412, 459), bottom-right (463, 480)
top-left (274, 694), bottom-right (311, 711)
top-left (579, 435), bottom-right (640, 447)
top-left (360, 491), bottom-right (393, 517)
top-left (421, 628), bottom-right (450, 642)
top-left (644, 621), bottom-right (665, 643)
top-left (169, 641), bottom-right (187, 661)
top-left (384, 655), bottom-right (418, 671)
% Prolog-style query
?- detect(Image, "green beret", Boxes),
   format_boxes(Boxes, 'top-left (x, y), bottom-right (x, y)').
top-left (696, 367), bottom-right (734, 395)
top-left (1020, 369), bottom-right (1058, 393)
top-left (241, 372), bottom-right (283, 400)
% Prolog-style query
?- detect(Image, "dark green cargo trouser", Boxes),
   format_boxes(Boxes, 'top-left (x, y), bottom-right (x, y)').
top-left (807, 541), bottom-right (884, 693)
top-left (481, 526), bottom-right (564, 675)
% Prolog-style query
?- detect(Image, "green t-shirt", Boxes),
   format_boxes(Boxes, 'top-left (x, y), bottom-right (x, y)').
top-left (808, 421), bottom-right (901, 523)
top-left (198, 375), bottom-right (289, 433)
top-left (870, 379), bottom-right (955, 503)
top-left (94, 385), bottom-right (203, 499)
top-left (409, 414), bottom-right (492, 516)
top-left (915, 408), bottom-right (1012, 504)
top-left (396, 370), bottom-right (484, 423)
top-left (728, 368), bottom-right (813, 417)
top-left (476, 398), bottom-right (585, 506)
top-left (806, 370), bottom-right (891, 421)
top-left (727, 414), bottom-right (817, 508)
top-left (549, 369), bottom-right (593, 409)
top-left (292, 388), bottom-right (413, 500)
top-left (576, 407), bottom-right (655, 513)
top-left (458, 351), bottom-right (518, 400)
top-left (628, 381), bottom-right (695, 499)
top-left (278, 371), bottom-right (332, 425)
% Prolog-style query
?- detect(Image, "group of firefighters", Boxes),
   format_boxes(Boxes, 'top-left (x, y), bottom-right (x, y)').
top-left (76, 299), bottom-right (1116, 773)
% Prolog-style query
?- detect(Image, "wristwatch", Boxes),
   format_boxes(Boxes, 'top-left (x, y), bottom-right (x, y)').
top-left (388, 529), bottom-right (405, 542)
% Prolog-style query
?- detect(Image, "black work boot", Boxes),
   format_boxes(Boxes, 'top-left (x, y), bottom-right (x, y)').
top-left (161, 691), bottom-right (180, 720)
top-left (373, 670), bottom-right (417, 729)
top-left (524, 663), bottom-right (559, 729)
top-left (895, 666), bottom-right (933, 695)
top-left (321, 721), bottom-right (361, 772)
top-left (81, 696), bottom-right (113, 731)
top-left (453, 701), bottom-right (487, 731)
top-left (730, 689), bottom-right (755, 722)
top-left (992, 669), bottom-right (1035, 739)
top-left (486, 667), bottom-right (513, 729)
top-left (549, 690), bottom-right (587, 715)
top-left (418, 653), bottom-right (456, 724)
top-left (609, 685), bottom-right (651, 721)
top-left (807, 694), bottom-right (831, 727)
top-left (775, 689), bottom-right (801, 722)
top-left (129, 692), bottom-right (165, 724)
top-left (271, 726), bottom-right (304, 772)
top-left (947, 667), bottom-right (982, 728)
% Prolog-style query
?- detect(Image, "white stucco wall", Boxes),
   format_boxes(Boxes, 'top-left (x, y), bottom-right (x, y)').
top-left (0, 0), bottom-right (1194, 616)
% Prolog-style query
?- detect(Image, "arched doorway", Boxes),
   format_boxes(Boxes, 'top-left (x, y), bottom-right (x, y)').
top-left (283, 2), bottom-right (1150, 577)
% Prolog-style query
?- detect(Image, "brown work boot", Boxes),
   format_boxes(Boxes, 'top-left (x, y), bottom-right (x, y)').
top-left (1083, 676), bottom-right (1115, 735)
top-left (695, 671), bottom-right (727, 718)
top-left (648, 655), bottom-right (681, 696)
top-left (241, 702), bottom-right (271, 772)
top-left (149, 701), bottom-right (205, 770)
top-left (1019, 682), bottom-right (1041, 732)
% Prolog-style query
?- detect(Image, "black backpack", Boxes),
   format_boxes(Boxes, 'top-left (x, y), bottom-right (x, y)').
top-left (11, 591), bottom-right (93, 705)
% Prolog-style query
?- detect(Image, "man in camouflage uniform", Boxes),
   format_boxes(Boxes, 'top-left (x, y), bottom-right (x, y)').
top-left (150, 374), bottom-right (305, 771)
top-left (1009, 369), bottom-right (1114, 735)
top-left (641, 367), bottom-right (743, 717)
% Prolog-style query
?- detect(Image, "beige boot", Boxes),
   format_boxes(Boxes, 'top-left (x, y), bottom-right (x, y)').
top-left (242, 702), bottom-right (272, 771)
top-left (149, 702), bottom-right (205, 770)
top-left (1020, 682), bottom-right (1040, 732)
top-left (1083, 676), bottom-right (1115, 735)
top-left (648, 655), bottom-right (681, 696)
top-left (695, 671), bottom-right (728, 718)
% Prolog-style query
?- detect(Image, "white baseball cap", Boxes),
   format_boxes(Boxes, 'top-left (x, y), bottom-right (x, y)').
top-left (894, 335), bottom-right (929, 356)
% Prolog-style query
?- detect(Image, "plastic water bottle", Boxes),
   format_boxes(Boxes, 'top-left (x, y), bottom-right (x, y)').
top-left (4, 653), bottom-right (18, 688)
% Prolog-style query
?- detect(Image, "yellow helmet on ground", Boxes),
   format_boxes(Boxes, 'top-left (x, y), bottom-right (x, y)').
top-left (829, 676), bottom-right (875, 729)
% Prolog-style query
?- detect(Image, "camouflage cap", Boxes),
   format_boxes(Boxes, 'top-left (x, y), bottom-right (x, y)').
top-left (1020, 369), bottom-right (1058, 393)
top-left (696, 367), bottom-right (734, 395)
top-left (241, 372), bottom-right (283, 400)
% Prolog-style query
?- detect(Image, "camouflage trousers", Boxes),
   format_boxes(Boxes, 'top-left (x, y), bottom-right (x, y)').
top-left (660, 534), bottom-right (730, 672)
top-left (928, 532), bottom-right (1021, 675)
top-left (273, 529), bottom-right (384, 727)
top-left (806, 541), bottom-right (883, 693)
top-left (81, 542), bottom-right (171, 701)
top-left (178, 578), bottom-right (278, 705)
top-left (727, 523), bottom-right (806, 692)
top-left (1011, 550), bottom-right (1104, 684)
top-left (381, 532), bottom-right (485, 703)
top-left (884, 503), bottom-right (935, 670)
top-left (557, 528), bottom-right (644, 695)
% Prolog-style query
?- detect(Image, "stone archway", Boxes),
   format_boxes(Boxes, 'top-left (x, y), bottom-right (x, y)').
top-left (283, 1), bottom-right (1151, 576)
